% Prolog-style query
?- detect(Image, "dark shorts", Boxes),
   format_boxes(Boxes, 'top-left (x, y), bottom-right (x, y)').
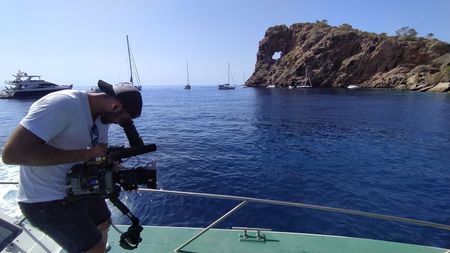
top-left (19, 198), bottom-right (111, 253)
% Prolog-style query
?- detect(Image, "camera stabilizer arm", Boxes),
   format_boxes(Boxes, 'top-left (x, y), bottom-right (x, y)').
top-left (109, 190), bottom-right (143, 250)
top-left (107, 121), bottom-right (156, 250)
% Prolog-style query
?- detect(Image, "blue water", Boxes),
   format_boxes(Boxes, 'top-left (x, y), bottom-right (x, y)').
top-left (1, 86), bottom-right (450, 248)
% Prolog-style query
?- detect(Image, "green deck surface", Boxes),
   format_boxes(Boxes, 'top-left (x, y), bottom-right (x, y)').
top-left (106, 226), bottom-right (448, 253)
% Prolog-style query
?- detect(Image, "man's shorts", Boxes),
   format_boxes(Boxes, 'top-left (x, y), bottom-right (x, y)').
top-left (19, 197), bottom-right (111, 253)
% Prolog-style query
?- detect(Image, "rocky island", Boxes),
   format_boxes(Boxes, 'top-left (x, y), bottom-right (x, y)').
top-left (246, 22), bottom-right (450, 92)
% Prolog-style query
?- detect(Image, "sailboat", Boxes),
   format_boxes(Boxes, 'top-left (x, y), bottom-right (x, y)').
top-left (119, 35), bottom-right (142, 90)
top-left (240, 73), bottom-right (248, 88)
top-left (297, 65), bottom-right (313, 88)
top-left (88, 35), bottom-right (142, 93)
top-left (184, 61), bottom-right (191, 90)
top-left (218, 63), bottom-right (235, 90)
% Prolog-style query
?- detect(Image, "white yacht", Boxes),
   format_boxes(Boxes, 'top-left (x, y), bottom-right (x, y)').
top-left (0, 71), bottom-right (72, 99)
top-left (347, 84), bottom-right (360, 89)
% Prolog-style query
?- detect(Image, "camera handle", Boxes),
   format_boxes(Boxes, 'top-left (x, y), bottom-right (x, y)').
top-left (109, 192), bottom-right (143, 250)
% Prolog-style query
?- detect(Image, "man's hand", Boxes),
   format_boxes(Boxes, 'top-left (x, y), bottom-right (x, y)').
top-left (88, 144), bottom-right (108, 161)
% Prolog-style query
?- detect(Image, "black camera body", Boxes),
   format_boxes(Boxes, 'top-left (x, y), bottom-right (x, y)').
top-left (66, 145), bottom-right (157, 199)
top-left (66, 159), bottom-right (115, 198)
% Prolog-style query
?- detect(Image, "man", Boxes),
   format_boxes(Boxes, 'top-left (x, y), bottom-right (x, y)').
top-left (2, 80), bottom-right (142, 253)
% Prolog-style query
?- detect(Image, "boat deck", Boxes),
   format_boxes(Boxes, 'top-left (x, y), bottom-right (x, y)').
top-left (2, 188), bottom-right (449, 253)
top-left (106, 225), bottom-right (447, 253)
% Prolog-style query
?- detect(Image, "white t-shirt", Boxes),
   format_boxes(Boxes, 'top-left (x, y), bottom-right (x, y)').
top-left (17, 90), bottom-right (109, 203)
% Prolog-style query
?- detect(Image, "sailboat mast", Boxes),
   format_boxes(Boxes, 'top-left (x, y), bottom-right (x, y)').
top-left (227, 63), bottom-right (230, 84)
top-left (126, 35), bottom-right (133, 84)
top-left (186, 61), bottom-right (190, 85)
top-left (306, 66), bottom-right (312, 86)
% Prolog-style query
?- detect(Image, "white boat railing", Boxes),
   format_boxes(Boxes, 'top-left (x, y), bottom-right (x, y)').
top-left (139, 188), bottom-right (450, 231)
top-left (1, 183), bottom-right (449, 252)
top-left (138, 188), bottom-right (450, 252)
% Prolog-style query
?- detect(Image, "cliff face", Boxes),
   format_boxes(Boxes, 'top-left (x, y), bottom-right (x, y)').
top-left (246, 23), bottom-right (450, 91)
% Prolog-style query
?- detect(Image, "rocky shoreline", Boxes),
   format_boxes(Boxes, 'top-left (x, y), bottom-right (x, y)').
top-left (246, 22), bottom-right (450, 93)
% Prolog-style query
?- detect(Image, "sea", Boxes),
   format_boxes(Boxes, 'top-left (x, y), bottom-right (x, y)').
top-left (0, 85), bottom-right (449, 248)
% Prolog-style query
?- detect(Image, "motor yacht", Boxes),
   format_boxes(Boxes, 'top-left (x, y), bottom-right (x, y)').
top-left (0, 71), bottom-right (72, 99)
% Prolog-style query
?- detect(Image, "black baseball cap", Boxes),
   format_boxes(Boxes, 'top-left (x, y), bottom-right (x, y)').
top-left (98, 80), bottom-right (142, 118)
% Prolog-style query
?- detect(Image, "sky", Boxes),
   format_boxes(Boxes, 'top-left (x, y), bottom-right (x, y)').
top-left (0, 0), bottom-right (449, 86)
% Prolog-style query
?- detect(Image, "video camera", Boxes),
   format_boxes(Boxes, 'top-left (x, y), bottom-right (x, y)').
top-left (66, 120), bottom-right (157, 198)
top-left (66, 144), bottom-right (157, 198)
top-left (65, 119), bottom-right (157, 250)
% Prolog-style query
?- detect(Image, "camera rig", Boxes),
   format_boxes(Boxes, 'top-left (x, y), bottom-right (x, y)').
top-left (65, 120), bottom-right (157, 250)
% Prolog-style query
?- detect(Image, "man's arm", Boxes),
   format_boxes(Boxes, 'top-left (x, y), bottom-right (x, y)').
top-left (2, 125), bottom-right (107, 166)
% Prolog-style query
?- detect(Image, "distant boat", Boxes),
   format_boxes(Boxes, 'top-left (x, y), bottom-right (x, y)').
top-left (347, 84), bottom-right (360, 89)
top-left (297, 66), bottom-right (312, 88)
top-left (218, 63), bottom-right (235, 90)
top-left (240, 73), bottom-right (248, 88)
top-left (266, 85), bottom-right (275, 88)
top-left (0, 71), bottom-right (72, 99)
top-left (184, 61), bottom-right (191, 90)
top-left (88, 86), bottom-right (100, 93)
top-left (121, 35), bottom-right (142, 91)
top-left (90, 35), bottom-right (142, 93)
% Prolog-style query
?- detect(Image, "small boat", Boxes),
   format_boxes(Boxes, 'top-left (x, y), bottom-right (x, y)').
top-left (347, 85), bottom-right (360, 89)
top-left (218, 63), bottom-right (235, 90)
top-left (240, 73), bottom-right (248, 88)
top-left (297, 66), bottom-right (313, 88)
top-left (266, 84), bottom-right (275, 88)
top-left (184, 61), bottom-right (191, 90)
top-left (88, 86), bottom-right (101, 93)
top-left (0, 71), bottom-right (72, 99)
top-left (219, 83), bottom-right (235, 90)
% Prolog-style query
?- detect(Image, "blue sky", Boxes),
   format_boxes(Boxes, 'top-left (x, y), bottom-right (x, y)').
top-left (1, 0), bottom-right (449, 86)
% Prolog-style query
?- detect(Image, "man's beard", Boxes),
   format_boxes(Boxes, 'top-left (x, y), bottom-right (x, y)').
top-left (100, 111), bottom-right (120, 124)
